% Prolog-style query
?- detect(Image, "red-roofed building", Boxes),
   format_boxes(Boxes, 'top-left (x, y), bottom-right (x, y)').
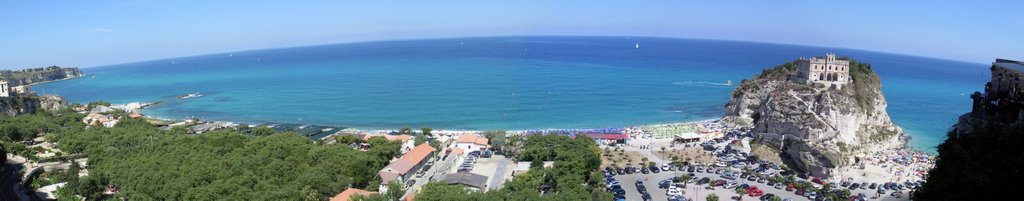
top-left (330, 188), bottom-right (377, 201)
top-left (455, 134), bottom-right (489, 152)
top-left (378, 143), bottom-right (436, 193)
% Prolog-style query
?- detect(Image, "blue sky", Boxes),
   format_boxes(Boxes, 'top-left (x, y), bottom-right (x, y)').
top-left (1, 1), bottom-right (1021, 68)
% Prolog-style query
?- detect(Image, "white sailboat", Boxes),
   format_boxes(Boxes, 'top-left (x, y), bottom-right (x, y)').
top-left (635, 43), bottom-right (640, 49)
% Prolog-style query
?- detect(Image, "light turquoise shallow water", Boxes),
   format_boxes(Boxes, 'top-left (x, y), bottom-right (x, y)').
top-left (33, 37), bottom-right (990, 152)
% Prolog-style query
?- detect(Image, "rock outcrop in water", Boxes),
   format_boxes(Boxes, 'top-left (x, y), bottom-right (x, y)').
top-left (722, 56), bottom-right (903, 178)
top-left (913, 59), bottom-right (1024, 200)
top-left (0, 66), bottom-right (83, 86)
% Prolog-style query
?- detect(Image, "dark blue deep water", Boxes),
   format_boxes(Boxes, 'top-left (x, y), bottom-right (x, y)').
top-left (33, 37), bottom-right (989, 152)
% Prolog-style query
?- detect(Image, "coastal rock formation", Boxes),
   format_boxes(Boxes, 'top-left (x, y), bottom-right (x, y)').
top-left (915, 59), bottom-right (1024, 200)
top-left (722, 57), bottom-right (903, 178)
top-left (0, 66), bottom-right (84, 86)
top-left (0, 95), bottom-right (67, 116)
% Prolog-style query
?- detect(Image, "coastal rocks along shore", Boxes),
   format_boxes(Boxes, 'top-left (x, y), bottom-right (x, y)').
top-left (721, 55), bottom-right (903, 178)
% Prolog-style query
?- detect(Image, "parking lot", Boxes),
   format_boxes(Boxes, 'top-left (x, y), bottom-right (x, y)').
top-left (607, 165), bottom-right (912, 201)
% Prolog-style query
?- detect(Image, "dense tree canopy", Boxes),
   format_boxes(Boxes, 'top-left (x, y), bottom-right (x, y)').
top-left (36, 114), bottom-right (403, 200)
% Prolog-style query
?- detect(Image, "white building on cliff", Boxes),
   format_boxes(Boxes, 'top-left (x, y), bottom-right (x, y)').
top-left (0, 80), bottom-right (9, 97)
top-left (797, 53), bottom-right (850, 89)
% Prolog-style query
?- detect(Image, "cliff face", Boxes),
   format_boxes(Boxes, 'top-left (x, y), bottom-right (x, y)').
top-left (0, 66), bottom-right (83, 86)
top-left (722, 59), bottom-right (902, 178)
top-left (0, 95), bottom-right (67, 116)
top-left (915, 59), bottom-right (1024, 200)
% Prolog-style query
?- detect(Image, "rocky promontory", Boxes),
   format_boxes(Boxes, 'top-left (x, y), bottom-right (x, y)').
top-left (0, 66), bottom-right (84, 86)
top-left (722, 56), bottom-right (903, 178)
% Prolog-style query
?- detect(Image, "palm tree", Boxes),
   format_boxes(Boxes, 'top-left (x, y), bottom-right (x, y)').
top-left (735, 188), bottom-right (746, 201)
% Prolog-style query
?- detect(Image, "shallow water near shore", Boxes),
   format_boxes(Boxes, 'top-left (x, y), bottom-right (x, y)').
top-left (33, 36), bottom-right (988, 153)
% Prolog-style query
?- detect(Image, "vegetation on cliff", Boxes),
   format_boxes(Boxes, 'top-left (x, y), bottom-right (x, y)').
top-left (0, 66), bottom-right (83, 86)
top-left (733, 57), bottom-right (880, 113)
top-left (913, 122), bottom-right (1022, 200)
top-left (3, 107), bottom-right (403, 200)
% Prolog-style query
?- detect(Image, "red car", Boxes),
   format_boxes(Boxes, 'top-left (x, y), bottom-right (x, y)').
top-left (747, 186), bottom-right (764, 197)
top-left (812, 177), bottom-right (825, 185)
top-left (795, 189), bottom-right (805, 196)
top-left (786, 184), bottom-right (794, 191)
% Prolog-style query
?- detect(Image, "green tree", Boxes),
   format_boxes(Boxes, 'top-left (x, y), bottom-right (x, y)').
top-left (420, 127), bottom-right (433, 136)
top-left (735, 188), bottom-right (746, 200)
top-left (706, 193), bottom-right (719, 201)
top-left (482, 130), bottom-right (507, 152)
top-left (415, 133), bottom-right (426, 146)
top-left (385, 181), bottom-right (406, 201)
top-left (251, 126), bottom-right (275, 136)
top-left (398, 127), bottom-right (411, 134)
top-left (336, 135), bottom-right (361, 144)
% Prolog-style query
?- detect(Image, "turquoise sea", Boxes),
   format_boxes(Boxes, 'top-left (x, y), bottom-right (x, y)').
top-left (33, 37), bottom-right (989, 152)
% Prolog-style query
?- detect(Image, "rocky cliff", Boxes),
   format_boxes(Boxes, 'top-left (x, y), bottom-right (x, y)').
top-left (914, 59), bottom-right (1024, 200)
top-left (0, 95), bottom-right (67, 116)
top-left (0, 66), bottom-right (83, 86)
top-left (722, 58), bottom-right (903, 178)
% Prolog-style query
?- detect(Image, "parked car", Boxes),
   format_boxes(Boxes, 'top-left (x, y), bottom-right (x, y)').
top-left (650, 166), bottom-right (661, 173)
top-left (747, 186), bottom-right (764, 197)
top-left (724, 181), bottom-right (738, 189)
top-left (869, 183), bottom-right (877, 189)
top-left (658, 180), bottom-right (672, 189)
top-left (860, 182), bottom-right (869, 189)
top-left (616, 167), bottom-right (625, 175)
top-left (811, 177), bottom-right (825, 185)
top-left (697, 177), bottom-right (710, 185)
top-left (666, 189), bottom-right (683, 197)
top-left (849, 183), bottom-right (860, 190)
top-left (640, 167), bottom-right (650, 174)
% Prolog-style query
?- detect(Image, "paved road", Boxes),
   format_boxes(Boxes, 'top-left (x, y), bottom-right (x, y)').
top-left (487, 156), bottom-right (509, 190)
top-left (2, 157), bottom-right (29, 201)
top-left (611, 168), bottom-right (910, 201)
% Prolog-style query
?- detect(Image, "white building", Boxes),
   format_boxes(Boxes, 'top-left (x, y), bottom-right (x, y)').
top-left (796, 53), bottom-right (850, 89)
top-left (455, 134), bottom-right (489, 152)
top-left (0, 80), bottom-right (9, 97)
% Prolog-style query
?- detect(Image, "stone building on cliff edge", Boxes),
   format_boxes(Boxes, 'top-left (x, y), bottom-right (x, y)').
top-left (959, 58), bottom-right (1024, 132)
top-left (796, 53), bottom-right (850, 89)
top-left (0, 80), bottom-right (8, 97)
